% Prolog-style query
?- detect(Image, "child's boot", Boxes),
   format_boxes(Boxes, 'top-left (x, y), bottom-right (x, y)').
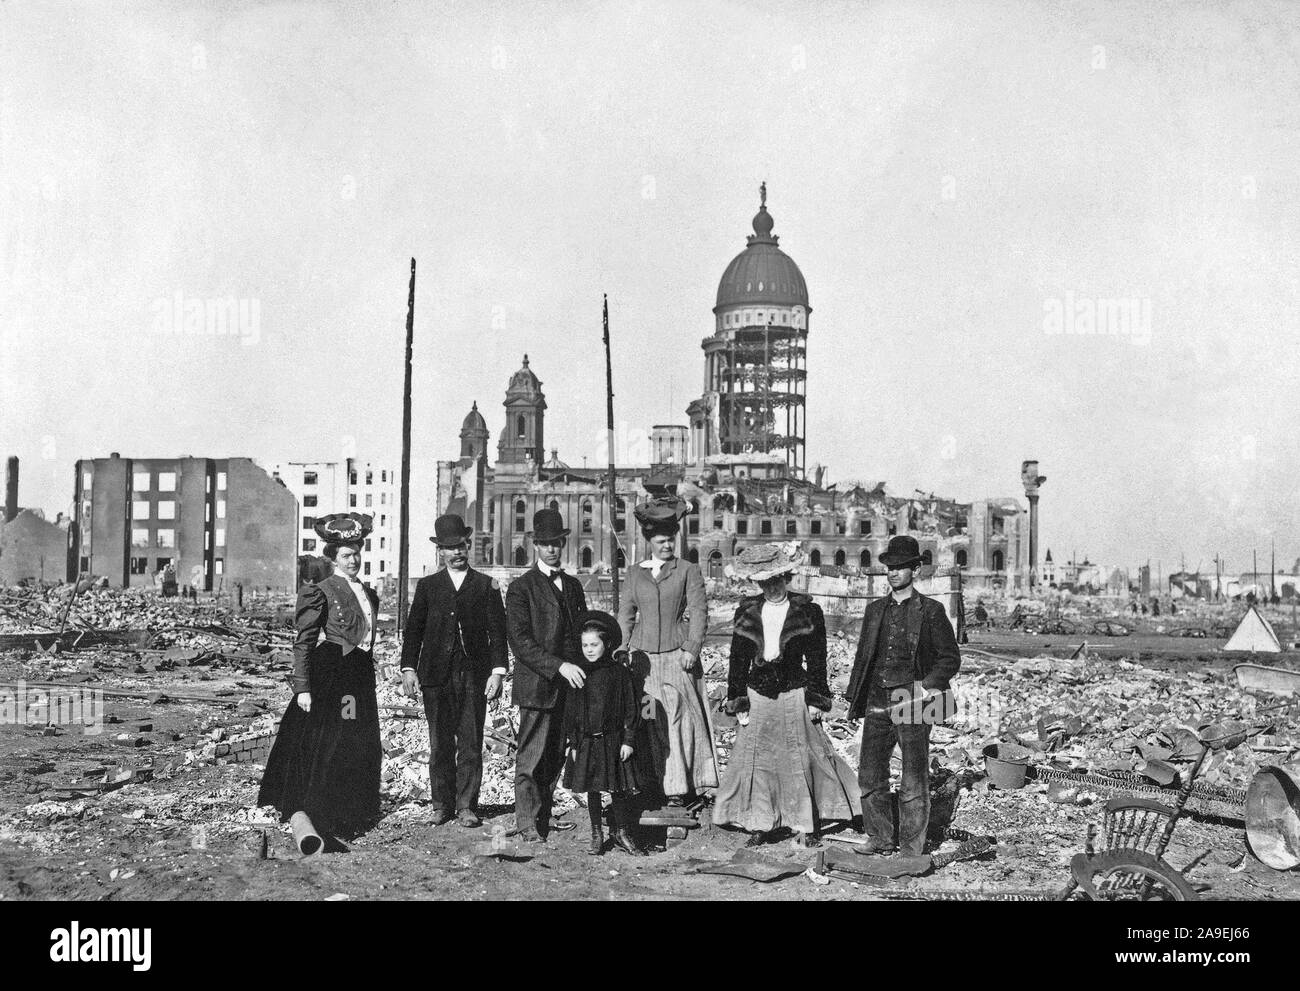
top-left (586, 792), bottom-right (604, 856)
top-left (610, 797), bottom-right (647, 856)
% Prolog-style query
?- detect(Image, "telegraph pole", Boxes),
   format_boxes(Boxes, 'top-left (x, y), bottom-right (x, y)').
top-left (603, 295), bottom-right (619, 613)
top-left (397, 259), bottom-right (415, 634)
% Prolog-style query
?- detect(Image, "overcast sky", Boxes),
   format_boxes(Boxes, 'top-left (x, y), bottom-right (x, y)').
top-left (3, 0), bottom-right (1298, 577)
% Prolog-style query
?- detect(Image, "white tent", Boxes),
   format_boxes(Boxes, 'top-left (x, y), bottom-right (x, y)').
top-left (1223, 605), bottom-right (1282, 653)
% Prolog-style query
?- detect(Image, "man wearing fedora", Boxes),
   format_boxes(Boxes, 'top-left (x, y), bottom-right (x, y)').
top-left (845, 535), bottom-right (961, 857)
top-left (400, 514), bottom-right (508, 828)
top-left (505, 508), bottom-right (589, 841)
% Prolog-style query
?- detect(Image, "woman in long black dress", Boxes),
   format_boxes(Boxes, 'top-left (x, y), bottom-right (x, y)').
top-left (258, 513), bottom-right (382, 848)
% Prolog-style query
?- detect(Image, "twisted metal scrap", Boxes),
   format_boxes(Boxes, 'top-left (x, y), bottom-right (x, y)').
top-left (1031, 765), bottom-right (1245, 816)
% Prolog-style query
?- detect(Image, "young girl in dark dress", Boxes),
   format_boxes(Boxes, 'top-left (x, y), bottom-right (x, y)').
top-left (563, 611), bottom-right (648, 856)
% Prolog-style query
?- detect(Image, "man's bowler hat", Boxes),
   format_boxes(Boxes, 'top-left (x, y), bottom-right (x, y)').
top-left (527, 508), bottom-right (570, 542)
top-left (431, 514), bottom-right (473, 547)
top-left (879, 535), bottom-right (923, 568)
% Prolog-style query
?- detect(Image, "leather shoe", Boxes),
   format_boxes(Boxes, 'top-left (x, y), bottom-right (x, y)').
top-left (456, 809), bottom-right (481, 828)
top-left (611, 829), bottom-right (647, 856)
top-left (505, 824), bottom-right (544, 842)
top-left (430, 809), bottom-right (454, 826)
top-left (851, 837), bottom-right (898, 856)
top-left (549, 819), bottom-right (577, 832)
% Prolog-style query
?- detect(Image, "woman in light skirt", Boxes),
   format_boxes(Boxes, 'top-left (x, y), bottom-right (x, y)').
top-left (712, 543), bottom-right (861, 846)
top-left (616, 497), bottom-right (719, 806)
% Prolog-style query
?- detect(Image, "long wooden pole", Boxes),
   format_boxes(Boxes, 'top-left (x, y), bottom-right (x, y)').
top-left (397, 259), bottom-right (415, 634)
top-left (604, 294), bottom-right (619, 614)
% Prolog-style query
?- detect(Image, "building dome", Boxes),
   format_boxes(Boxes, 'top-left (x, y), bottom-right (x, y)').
top-left (461, 401), bottom-right (487, 434)
top-left (715, 185), bottom-right (809, 311)
top-left (505, 354), bottom-right (544, 400)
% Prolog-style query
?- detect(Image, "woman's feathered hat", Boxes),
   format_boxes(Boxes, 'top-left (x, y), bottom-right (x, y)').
top-left (725, 541), bottom-right (805, 582)
top-left (313, 512), bottom-right (373, 545)
top-left (634, 495), bottom-right (690, 535)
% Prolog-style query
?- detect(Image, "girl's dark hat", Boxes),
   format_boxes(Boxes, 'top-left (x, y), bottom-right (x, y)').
top-left (879, 535), bottom-right (923, 567)
top-left (314, 512), bottom-right (373, 544)
top-left (431, 514), bottom-right (473, 547)
top-left (527, 507), bottom-right (570, 541)
top-left (580, 610), bottom-right (623, 651)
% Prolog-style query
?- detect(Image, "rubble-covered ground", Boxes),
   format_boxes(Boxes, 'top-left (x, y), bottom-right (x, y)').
top-left (1, 583), bottom-right (1298, 901)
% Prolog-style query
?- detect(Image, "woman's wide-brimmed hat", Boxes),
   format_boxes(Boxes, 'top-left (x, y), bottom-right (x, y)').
top-left (579, 610), bottom-right (623, 652)
top-left (313, 512), bottom-right (373, 544)
top-left (634, 495), bottom-right (690, 534)
top-left (725, 542), bottom-right (805, 582)
top-left (527, 508), bottom-right (570, 542)
top-left (431, 514), bottom-right (473, 547)
top-left (879, 535), bottom-right (923, 568)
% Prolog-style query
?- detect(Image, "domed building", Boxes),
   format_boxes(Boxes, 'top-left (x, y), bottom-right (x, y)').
top-left (459, 402), bottom-right (489, 460)
top-left (431, 187), bottom-right (1030, 596)
top-left (689, 182), bottom-right (810, 479)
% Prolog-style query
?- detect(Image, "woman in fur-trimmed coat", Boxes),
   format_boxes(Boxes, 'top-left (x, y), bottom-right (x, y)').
top-left (712, 561), bottom-right (861, 846)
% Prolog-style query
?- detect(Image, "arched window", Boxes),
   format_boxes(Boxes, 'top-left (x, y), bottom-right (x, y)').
top-left (860, 549), bottom-right (872, 567)
top-left (549, 499), bottom-right (559, 513)
top-left (921, 549), bottom-right (933, 565)
top-left (581, 500), bottom-right (593, 534)
top-left (687, 548), bottom-right (699, 564)
top-left (615, 548), bottom-right (626, 569)
top-left (809, 549), bottom-right (822, 566)
top-left (992, 550), bottom-right (1004, 571)
top-left (514, 545), bottom-right (527, 566)
top-left (514, 499), bottom-right (526, 532)
top-left (581, 546), bottom-right (593, 569)
top-left (516, 415), bottom-right (526, 440)
top-left (954, 549), bottom-right (967, 567)
top-left (834, 549), bottom-right (846, 567)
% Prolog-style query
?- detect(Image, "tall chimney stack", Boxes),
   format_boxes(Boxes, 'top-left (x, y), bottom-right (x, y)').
top-left (5, 456), bottom-right (18, 523)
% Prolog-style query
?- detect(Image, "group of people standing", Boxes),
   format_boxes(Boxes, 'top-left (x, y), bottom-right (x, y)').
top-left (258, 500), bottom-right (962, 863)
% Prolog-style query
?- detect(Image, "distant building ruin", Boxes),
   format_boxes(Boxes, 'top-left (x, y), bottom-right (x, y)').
top-left (436, 188), bottom-right (1031, 589)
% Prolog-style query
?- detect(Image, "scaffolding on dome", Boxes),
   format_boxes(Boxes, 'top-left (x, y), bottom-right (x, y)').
top-left (713, 318), bottom-right (808, 476)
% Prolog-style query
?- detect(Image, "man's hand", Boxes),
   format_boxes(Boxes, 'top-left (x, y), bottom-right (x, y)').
top-left (297, 692), bottom-right (312, 713)
top-left (558, 662), bottom-right (586, 689)
top-left (401, 669), bottom-right (420, 699)
top-left (485, 673), bottom-right (504, 700)
top-left (737, 710), bottom-right (750, 727)
top-left (678, 651), bottom-right (695, 672)
top-left (620, 744), bottom-right (634, 762)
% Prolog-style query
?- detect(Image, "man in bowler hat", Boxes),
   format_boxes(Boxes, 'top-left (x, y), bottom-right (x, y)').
top-left (505, 508), bottom-right (589, 841)
top-left (845, 535), bottom-right (961, 856)
top-left (401, 515), bottom-right (508, 828)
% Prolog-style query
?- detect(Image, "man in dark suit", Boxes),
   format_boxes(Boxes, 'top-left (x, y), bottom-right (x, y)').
top-left (845, 535), bottom-right (961, 857)
top-left (505, 508), bottom-right (588, 842)
top-left (401, 515), bottom-right (507, 828)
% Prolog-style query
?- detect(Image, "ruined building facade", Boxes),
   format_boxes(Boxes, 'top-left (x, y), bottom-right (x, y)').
top-left (436, 189), bottom-right (1030, 588)
top-left (70, 454), bottom-right (297, 591)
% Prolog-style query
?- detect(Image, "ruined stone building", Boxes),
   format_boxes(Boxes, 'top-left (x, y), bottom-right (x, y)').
top-left (0, 457), bottom-right (70, 584)
top-left (70, 454), bottom-right (297, 590)
top-left (267, 458), bottom-right (399, 585)
top-left (436, 188), bottom-right (1031, 588)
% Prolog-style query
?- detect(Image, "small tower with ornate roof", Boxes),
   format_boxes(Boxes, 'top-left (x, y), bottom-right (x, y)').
top-left (459, 401), bottom-right (490, 460)
top-left (497, 354), bottom-right (547, 466)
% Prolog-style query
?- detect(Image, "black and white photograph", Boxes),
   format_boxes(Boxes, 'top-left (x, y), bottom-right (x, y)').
top-left (1, 0), bottom-right (1298, 960)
